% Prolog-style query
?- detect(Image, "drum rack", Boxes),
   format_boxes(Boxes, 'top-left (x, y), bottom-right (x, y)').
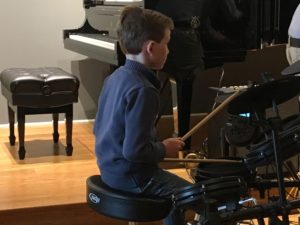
top-left (169, 61), bottom-right (300, 225)
top-left (224, 62), bottom-right (300, 224)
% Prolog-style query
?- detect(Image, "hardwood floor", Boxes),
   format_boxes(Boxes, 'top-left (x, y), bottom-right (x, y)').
top-left (0, 121), bottom-right (189, 225)
top-left (0, 121), bottom-right (97, 211)
top-left (0, 121), bottom-right (299, 225)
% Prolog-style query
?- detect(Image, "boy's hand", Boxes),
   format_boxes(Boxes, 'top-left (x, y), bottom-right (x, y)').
top-left (162, 137), bottom-right (185, 158)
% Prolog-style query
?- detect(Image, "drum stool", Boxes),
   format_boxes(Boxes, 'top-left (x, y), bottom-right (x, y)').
top-left (0, 67), bottom-right (80, 160)
top-left (86, 175), bottom-right (172, 225)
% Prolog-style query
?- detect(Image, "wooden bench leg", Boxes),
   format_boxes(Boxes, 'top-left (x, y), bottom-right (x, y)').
top-left (8, 105), bottom-right (16, 146)
top-left (65, 104), bottom-right (73, 156)
top-left (17, 108), bottom-right (26, 160)
top-left (52, 113), bottom-right (59, 143)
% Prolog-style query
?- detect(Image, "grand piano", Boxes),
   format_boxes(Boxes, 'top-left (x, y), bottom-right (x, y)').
top-left (63, 0), bottom-right (299, 151)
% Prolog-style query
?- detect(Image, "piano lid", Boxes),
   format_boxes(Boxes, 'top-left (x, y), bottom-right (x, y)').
top-left (84, 0), bottom-right (144, 38)
top-left (86, 5), bottom-right (122, 38)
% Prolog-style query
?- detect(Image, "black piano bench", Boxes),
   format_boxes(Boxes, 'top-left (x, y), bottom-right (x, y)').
top-left (0, 67), bottom-right (80, 160)
top-left (86, 175), bottom-right (172, 225)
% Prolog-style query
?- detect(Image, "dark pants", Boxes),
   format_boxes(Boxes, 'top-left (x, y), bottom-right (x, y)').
top-left (127, 168), bottom-right (192, 225)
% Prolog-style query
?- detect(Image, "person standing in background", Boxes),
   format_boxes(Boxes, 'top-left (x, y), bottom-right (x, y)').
top-left (286, 3), bottom-right (300, 65)
top-left (154, 0), bottom-right (207, 151)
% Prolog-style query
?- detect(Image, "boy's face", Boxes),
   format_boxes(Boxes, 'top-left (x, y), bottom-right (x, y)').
top-left (148, 29), bottom-right (171, 70)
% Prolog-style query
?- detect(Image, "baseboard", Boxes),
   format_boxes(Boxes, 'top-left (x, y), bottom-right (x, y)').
top-left (0, 202), bottom-right (162, 225)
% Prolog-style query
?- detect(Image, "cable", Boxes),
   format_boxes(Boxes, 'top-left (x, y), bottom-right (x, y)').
top-left (211, 67), bottom-right (225, 111)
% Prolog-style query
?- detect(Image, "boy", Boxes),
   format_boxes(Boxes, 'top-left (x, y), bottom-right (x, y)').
top-left (94, 6), bottom-right (191, 225)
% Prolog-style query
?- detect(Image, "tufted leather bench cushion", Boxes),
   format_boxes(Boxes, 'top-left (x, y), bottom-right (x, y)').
top-left (0, 67), bottom-right (79, 108)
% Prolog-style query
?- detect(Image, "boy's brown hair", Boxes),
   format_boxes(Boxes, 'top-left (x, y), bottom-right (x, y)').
top-left (117, 6), bottom-right (174, 54)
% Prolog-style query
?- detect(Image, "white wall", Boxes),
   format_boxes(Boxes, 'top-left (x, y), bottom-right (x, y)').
top-left (0, 0), bottom-right (108, 124)
top-left (0, 0), bottom-right (84, 68)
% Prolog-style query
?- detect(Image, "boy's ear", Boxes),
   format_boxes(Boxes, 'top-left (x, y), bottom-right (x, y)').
top-left (144, 40), bottom-right (155, 55)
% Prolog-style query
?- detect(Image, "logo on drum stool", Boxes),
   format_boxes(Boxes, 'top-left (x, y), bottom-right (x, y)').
top-left (89, 193), bottom-right (100, 204)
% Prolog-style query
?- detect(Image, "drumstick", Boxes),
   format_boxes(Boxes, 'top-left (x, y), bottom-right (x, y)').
top-left (163, 158), bottom-right (242, 164)
top-left (182, 90), bottom-right (241, 141)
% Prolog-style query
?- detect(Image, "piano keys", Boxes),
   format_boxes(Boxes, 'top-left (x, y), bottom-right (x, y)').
top-left (64, 32), bottom-right (122, 65)
top-left (68, 34), bottom-right (115, 50)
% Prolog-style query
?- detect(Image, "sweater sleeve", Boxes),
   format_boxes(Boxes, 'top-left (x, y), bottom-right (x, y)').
top-left (122, 86), bottom-right (166, 163)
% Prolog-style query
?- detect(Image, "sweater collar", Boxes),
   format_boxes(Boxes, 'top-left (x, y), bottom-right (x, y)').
top-left (124, 59), bottom-right (161, 89)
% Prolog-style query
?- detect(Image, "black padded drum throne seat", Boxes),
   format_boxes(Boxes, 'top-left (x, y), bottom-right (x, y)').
top-left (86, 175), bottom-right (172, 225)
top-left (0, 67), bottom-right (80, 160)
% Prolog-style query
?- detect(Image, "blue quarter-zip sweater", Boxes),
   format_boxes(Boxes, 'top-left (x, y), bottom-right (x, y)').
top-left (94, 59), bottom-right (166, 190)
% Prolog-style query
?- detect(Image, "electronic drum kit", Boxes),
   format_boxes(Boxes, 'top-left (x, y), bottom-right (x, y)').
top-left (164, 61), bottom-right (300, 225)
